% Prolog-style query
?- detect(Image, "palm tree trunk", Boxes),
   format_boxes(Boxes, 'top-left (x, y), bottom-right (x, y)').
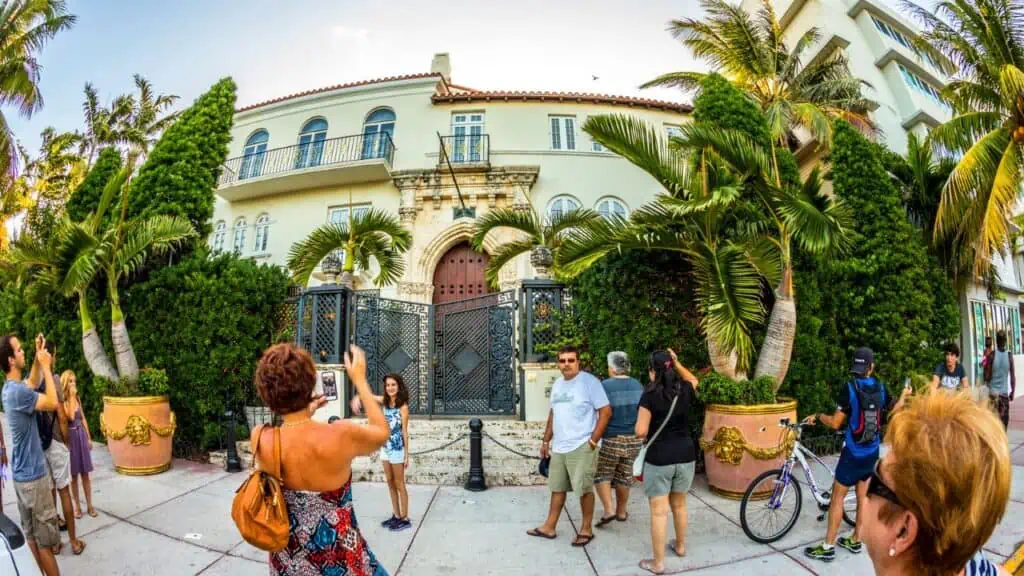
top-left (78, 293), bottom-right (118, 381)
top-left (108, 277), bottom-right (140, 383)
top-left (708, 336), bottom-right (745, 380)
top-left (754, 265), bottom-right (796, 391)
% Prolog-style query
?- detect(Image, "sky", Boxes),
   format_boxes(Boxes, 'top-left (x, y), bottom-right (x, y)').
top-left (9, 0), bottom-right (711, 154)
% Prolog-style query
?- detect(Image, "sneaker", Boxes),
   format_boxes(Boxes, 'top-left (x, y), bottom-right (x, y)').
top-left (804, 543), bottom-right (836, 562)
top-left (381, 515), bottom-right (399, 528)
top-left (837, 536), bottom-right (863, 553)
top-left (390, 518), bottom-right (412, 532)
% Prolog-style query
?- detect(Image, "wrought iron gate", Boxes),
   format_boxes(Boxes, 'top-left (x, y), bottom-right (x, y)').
top-left (350, 290), bottom-right (516, 416)
top-left (432, 291), bottom-right (516, 415)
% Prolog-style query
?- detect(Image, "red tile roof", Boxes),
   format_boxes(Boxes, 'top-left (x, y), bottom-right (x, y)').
top-left (236, 73), bottom-right (443, 112)
top-left (432, 90), bottom-right (692, 113)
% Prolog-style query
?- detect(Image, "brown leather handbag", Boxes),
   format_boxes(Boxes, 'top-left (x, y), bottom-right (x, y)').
top-left (231, 425), bottom-right (290, 552)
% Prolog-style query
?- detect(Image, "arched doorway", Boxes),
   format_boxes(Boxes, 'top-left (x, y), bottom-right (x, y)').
top-left (432, 242), bottom-right (492, 304)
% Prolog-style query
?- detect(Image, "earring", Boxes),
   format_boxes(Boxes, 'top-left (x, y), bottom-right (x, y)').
top-left (889, 547), bottom-right (896, 558)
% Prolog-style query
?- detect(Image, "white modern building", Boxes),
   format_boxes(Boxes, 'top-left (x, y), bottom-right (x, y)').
top-left (747, 0), bottom-right (1024, 383)
top-left (211, 53), bottom-right (691, 304)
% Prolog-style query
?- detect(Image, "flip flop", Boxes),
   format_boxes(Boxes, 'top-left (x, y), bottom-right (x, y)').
top-left (673, 545), bottom-right (686, 557)
top-left (88, 508), bottom-right (98, 518)
top-left (73, 510), bottom-right (82, 519)
top-left (71, 540), bottom-right (85, 556)
top-left (638, 559), bottom-right (684, 575)
top-left (596, 515), bottom-right (616, 528)
top-left (571, 534), bottom-right (594, 547)
top-left (526, 528), bottom-right (556, 540)
top-left (616, 513), bottom-right (628, 522)
top-left (53, 541), bottom-right (62, 555)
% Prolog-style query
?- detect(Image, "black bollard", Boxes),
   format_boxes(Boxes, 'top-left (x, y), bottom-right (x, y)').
top-left (224, 410), bottom-right (242, 473)
top-left (465, 418), bottom-right (487, 492)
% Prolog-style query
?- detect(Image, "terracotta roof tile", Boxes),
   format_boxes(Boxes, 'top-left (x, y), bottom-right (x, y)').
top-left (431, 90), bottom-right (692, 113)
top-left (236, 73), bottom-right (443, 112)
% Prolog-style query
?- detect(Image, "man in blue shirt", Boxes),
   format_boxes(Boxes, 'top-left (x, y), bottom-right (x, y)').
top-left (2, 334), bottom-right (62, 576)
top-left (802, 347), bottom-right (910, 563)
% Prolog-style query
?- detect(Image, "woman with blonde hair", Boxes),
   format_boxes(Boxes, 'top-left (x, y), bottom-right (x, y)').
top-left (860, 391), bottom-right (1011, 576)
top-left (60, 370), bottom-right (96, 518)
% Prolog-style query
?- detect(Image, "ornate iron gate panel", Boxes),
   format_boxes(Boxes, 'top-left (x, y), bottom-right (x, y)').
top-left (352, 292), bottom-right (432, 414)
top-left (433, 291), bottom-right (516, 415)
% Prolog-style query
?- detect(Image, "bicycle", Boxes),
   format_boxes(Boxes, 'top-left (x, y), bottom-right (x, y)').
top-left (739, 418), bottom-right (858, 544)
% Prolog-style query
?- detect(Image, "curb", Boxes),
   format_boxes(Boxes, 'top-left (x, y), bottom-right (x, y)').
top-left (1006, 541), bottom-right (1024, 575)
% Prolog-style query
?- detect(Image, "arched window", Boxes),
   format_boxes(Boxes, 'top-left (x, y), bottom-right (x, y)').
top-left (296, 118), bottom-right (328, 169)
top-left (546, 195), bottom-right (581, 221)
top-left (239, 130), bottom-right (269, 180)
top-left (254, 214), bottom-right (271, 253)
top-left (596, 197), bottom-right (628, 220)
top-left (233, 217), bottom-right (247, 254)
top-left (362, 108), bottom-right (396, 160)
top-left (212, 220), bottom-right (226, 252)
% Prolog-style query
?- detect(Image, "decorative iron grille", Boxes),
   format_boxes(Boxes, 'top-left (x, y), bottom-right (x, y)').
top-left (295, 285), bottom-right (348, 365)
top-left (519, 280), bottom-right (566, 363)
top-left (353, 293), bottom-right (432, 414)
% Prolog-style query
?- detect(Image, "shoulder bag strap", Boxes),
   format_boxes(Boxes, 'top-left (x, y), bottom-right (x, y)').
top-left (646, 394), bottom-right (679, 447)
top-left (249, 425), bottom-right (265, 471)
top-left (272, 426), bottom-right (283, 481)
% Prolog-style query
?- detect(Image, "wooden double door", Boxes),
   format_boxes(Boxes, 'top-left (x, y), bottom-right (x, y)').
top-left (432, 242), bottom-right (493, 304)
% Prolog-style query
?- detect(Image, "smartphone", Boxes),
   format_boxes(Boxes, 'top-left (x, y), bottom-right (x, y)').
top-left (320, 371), bottom-right (339, 401)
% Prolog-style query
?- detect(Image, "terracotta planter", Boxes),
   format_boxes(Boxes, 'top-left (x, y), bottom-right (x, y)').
top-left (100, 396), bottom-right (176, 476)
top-left (700, 398), bottom-right (797, 499)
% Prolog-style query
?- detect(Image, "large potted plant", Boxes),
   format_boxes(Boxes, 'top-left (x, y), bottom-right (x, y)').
top-left (696, 373), bottom-right (796, 499)
top-left (98, 368), bottom-right (176, 475)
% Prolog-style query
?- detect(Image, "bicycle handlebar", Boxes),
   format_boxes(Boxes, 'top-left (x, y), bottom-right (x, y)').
top-left (778, 417), bottom-right (810, 430)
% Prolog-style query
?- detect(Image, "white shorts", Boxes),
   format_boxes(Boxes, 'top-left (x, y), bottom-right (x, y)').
top-left (381, 447), bottom-right (405, 464)
top-left (44, 442), bottom-right (71, 491)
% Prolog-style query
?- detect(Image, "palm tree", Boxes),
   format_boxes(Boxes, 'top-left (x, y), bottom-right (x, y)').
top-left (119, 74), bottom-right (179, 162)
top-left (0, 0), bottom-right (75, 169)
top-left (287, 205), bottom-right (411, 289)
top-left (80, 83), bottom-right (132, 165)
top-left (9, 161), bottom-right (195, 381)
top-left (642, 0), bottom-right (875, 174)
top-left (901, 0), bottom-right (1024, 278)
top-left (470, 205), bottom-right (601, 288)
top-left (0, 172), bottom-right (29, 250)
top-left (574, 115), bottom-right (851, 385)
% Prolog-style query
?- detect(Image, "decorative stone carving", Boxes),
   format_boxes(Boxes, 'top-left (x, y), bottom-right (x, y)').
top-left (398, 281), bottom-right (435, 300)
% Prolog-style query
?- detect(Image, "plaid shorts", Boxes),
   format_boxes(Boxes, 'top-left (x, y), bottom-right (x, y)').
top-left (595, 434), bottom-right (643, 487)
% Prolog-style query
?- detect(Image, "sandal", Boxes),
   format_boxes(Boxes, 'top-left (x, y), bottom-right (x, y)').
top-left (616, 513), bottom-right (628, 522)
top-left (53, 541), bottom-right (62, 555)
top-left (639, 559), bottom-right (683, 575)
top-left (673, 544), bottom-right (686, 557)
top-left (74, 510), bottom-right (82, 520)
top-left (571, 533), bottom-right (594, 547)
top-left (71, 539), bottom-right (86, 556)
top-left (88, 508), bottom-right (98, 518)
top-left (596, 515), bottom-right (616, 528)
top-left (526, 528), bottom-right (556, 540)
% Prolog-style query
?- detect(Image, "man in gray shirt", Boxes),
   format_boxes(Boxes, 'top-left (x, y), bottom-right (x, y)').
top-left (2, 334), bottom-right (62, 576)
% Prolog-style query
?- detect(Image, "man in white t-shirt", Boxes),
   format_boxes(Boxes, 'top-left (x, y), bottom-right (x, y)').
top-left (527, 346), bottom-right (611, 548)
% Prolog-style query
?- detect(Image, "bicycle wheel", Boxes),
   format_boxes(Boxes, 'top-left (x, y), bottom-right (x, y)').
top-left (842, 490), bottom-right (857, 527)
top-left (740, 468), bottom-right (802, 544)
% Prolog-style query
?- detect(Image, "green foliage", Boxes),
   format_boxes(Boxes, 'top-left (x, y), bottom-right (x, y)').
top-left (697, 372), bottom-right (776, 406)
top-left (533, 308), bottom-right (596, 374)
top-left (128, 78), bottom-right (236, 240)
top-left (96, 367), bottom-right (169, 398)
top-left (65, 147), bottom-right (121, 224)
top-left (122, 250), bottom-right (289, 453)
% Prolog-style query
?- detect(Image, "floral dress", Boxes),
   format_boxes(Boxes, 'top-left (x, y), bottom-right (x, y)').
top-left (270, 476), bottom-right (388, 575)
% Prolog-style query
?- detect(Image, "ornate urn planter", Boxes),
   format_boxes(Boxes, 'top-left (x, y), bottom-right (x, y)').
top-left (700, 398), bottom-right (797, 499)
top-left (100, 396), bottom-right (176, 476)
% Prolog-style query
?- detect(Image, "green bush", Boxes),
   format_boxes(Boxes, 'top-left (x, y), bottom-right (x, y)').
top-left (96, 367), bottom-right (170, 398)
top-left (697, 372), bottom-right (776, 406)
top-left (128, 78), bottom-right (237, 240)
top-left (65, 148), bottom-right (122, 224)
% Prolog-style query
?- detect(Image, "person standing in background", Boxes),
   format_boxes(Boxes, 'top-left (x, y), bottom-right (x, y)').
top-left (988, 330), bottom-right (1016, 429)
top-left (595, 351), bottom-right (644, 527)
top-left (931, 342), bottom-right (969, 392)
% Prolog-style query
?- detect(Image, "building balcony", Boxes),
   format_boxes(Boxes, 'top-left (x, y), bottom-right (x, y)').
top-left (439, 134), bottom-right (489, 168)
top-left (217, 133), bottom-right (395, 202)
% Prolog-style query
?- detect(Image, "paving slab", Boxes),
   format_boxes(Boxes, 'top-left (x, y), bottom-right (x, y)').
top-left (68, 507), bottom-right (120, 538)
top-left (227, 539), bottom-right (268, 564)
top-left (90, 472), bottom-right (198, 518)
top-left (131, 489), bottom-right (241, 553)
top-left (684, 552), bottom-right (814, 575)
top-left (52, 517), bottom-right (221, 576)
top-left (1012, 445), bottom-right (1024, 467)
top-left (1012, 464), bottom-right (1024, 503)
top-left (195, 554), bottom-right (266, 575)
top-left (783, 544), bottom-right (874, 575)
top-left (350, 482), bottom-right (438, 573)
top-left (985, 500), bottom-right (1024, 557)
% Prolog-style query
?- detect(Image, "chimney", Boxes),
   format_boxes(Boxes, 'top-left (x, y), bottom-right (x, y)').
top-left (431, 53), bottom-right (451, 83)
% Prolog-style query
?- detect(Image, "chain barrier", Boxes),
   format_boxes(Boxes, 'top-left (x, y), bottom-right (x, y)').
top-left (483, 432), bottom-right (541, 460)
top-left (408, 434), bottom-right (468, 457)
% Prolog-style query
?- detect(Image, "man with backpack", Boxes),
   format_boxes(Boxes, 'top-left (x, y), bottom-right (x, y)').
top-left (801, 347), bottom-right (911, 563)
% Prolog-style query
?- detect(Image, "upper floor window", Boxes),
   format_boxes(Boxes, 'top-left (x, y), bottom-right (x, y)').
top-left (872, 16), bottom-right (942, 73)
top-left (546, 195), bottom-right (580, 221)
top-left (362, 108), bottom-right (395, 160)
top-left (233, 217), bottom-right (247, 254)
top-left (254, 213), bottom-right (271, 253)
top-left (451, 113), bottom-right (485, 163)
top-left (897, 63), bottom-right (947, 109)
top-left (596, 197), bottom-right (628, 220)
top-left (296, 118), bottom-right (328, 169)
top-left (328, 204), bottom-right (371, 226)
top-left (665, 124), bottom-right (684, 141)
top-left (212, 220), bottom-right (226, 252)
top-left (240, 130), bottom-right (269, 180)
top-left (550, 116), bottom-right (576, 151)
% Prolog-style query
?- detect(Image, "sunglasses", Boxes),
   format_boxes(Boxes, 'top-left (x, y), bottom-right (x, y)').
top-left (867, 462), bottom-right (903, 507)
top-left (557, 358), bottom-right (578, 365)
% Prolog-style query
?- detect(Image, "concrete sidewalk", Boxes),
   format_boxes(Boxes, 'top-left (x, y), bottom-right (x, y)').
top-left (1, 427), bottom-right (1021, 575)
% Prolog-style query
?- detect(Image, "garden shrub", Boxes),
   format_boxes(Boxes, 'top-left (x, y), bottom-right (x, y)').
top-left (96, 367), bottom-right (170, 398)
top-left (696, 372), bottom-right (775, 406)
top-left (65, 147), bottom-right (122, 224)
top-left (128, 77), bottom-right (237, 240)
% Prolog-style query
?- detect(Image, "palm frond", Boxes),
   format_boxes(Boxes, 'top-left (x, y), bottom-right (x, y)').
top-left (112, 215), bottom-right (195, 281)
top-left (547, 208), bottom-right (601, 240)
top-left (286, 223), bottom-right (351, 286)
top-left (639, 71), bottom-right (708, 92)
top-left (691, 243), bottom-right (764, 373)
top-left (483, 238), bottom-right (536, 288)
top-left (672, 123), bottom-right (774, 181)
top-left (349, 207), bottom-right (412, 253)
top-left (471, 207), bottom-right (541, 251)
top-left (583, 114), bottom-right (687, 196)
top-left (353, 232), bottom-right (406, 287)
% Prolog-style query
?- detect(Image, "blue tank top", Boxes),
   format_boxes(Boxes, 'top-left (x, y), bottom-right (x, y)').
top-left (383, 406), bottom-right (404, 451)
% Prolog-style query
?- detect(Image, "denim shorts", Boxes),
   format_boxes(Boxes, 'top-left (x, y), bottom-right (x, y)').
top-left (834, 448), bottom-right (877, 487)
top-left (381, 447), bottom-right (405, 464)
top-left (642, 461), bottom-right (696, 498)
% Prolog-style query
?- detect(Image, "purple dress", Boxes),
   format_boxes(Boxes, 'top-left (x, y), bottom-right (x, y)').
top-left (67, 406), bottom-right (93, 475)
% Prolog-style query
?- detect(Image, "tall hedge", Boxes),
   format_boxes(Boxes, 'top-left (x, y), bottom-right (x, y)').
top-left (128, 77), bottom-right (237, 239)
top-left (65, 147), bottom-right (122, 223)
top-left (122, 250), bottom-right (289, 453)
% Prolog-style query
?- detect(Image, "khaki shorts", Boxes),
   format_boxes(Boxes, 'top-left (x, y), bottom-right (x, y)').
top-left (45, 441), bottom-right (71, 490)
top-left (548, 442), bottom-right (598, 494)
top-left (595, 435), bottom-right (642, 487)
top-left (14, 474), bottom-right (59, 548)
top-left (643, 461), bottom-right (696, 499)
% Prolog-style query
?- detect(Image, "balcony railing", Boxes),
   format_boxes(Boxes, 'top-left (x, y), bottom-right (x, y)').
top-left (219, 132), bottom-right (395, 187)
top-left (440, 134), bottom-right (489, 165)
